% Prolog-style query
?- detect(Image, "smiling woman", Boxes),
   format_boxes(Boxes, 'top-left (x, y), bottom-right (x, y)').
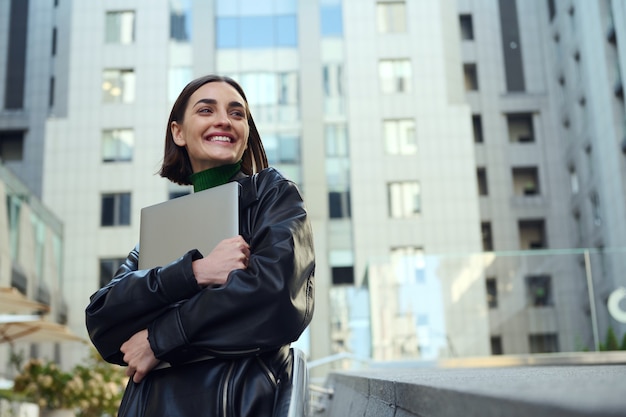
top-left (85, 75), bottom-right (315, 417)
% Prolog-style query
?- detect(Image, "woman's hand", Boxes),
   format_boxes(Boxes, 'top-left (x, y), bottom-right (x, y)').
top-left (192, 235), bottom-right (250, 287)
top-left (121, 329), bottom-right (160, 383)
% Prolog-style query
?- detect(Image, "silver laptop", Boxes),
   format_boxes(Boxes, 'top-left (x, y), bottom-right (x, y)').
top-left (138, 181), bottom-right (240, 270)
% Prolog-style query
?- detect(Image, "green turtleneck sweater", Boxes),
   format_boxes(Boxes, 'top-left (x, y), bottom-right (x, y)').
top-left (189, 161), bottom-right (242, 192)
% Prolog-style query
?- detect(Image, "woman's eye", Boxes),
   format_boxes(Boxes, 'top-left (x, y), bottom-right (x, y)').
top-left (198, 108), bottom-right (212, 114)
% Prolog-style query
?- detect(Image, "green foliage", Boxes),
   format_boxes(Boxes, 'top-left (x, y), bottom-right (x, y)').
top-left (604, 327), bottom-right (620, 351)
top-left (621, 333), bottom-right (626, 351)
top-left (12, 349), bottom-right (127, 416)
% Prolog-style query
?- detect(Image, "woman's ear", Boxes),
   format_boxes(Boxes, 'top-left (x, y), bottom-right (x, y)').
top-left (171, 121), bottom-right (186, 146)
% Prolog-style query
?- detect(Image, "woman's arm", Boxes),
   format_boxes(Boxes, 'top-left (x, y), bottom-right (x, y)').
top-left (147, 170), bottom-right (315, 364)
top-left (85, 246), bottom-right (204, 365)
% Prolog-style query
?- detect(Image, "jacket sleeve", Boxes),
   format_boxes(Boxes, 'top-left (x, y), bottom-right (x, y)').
top-left (85, 246), bottom-right (204, 365)
top-left (147, 172), bottom-right (315, 363)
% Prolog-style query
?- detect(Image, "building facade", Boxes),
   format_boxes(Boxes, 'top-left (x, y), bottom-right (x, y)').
top-left (1, 0), bottom-right (625, 372)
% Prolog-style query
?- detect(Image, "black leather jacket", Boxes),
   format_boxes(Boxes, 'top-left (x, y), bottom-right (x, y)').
top-left (85, 168), bottom-right (315, 417)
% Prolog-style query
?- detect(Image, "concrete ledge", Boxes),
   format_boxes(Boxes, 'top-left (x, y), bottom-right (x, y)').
top-left (320, 365), bottom-right (626, 417)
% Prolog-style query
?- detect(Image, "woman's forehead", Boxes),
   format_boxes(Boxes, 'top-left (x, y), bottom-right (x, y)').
top-left (190, 82), bottom-right (246, 104)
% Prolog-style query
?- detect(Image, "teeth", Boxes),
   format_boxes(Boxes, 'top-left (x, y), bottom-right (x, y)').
top-left (210, 136), bottom-right (231, 143)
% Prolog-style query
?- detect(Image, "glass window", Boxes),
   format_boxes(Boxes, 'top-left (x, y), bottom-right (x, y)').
top-left (6, 194), bottom-right (21, 260)
top-left (512, 167), bottom-right (540, 196)
top-left (529, 334), bottom-right (559, 353)
top-left (379, 59), bottom-right (412, 94)
top-left (101, 193), bottom-right (131, 227)
top-left (216, 0), bottom-right (296, 16)
top-left (388, 182), bottom-right (420, 218)
top-left (459, 14), bottom-right (474, 40)
top-left (486, 277), bottom-right (497, 308)
top-left (384, 119), bottom-right (416, 155)
top-left (169, 67), bottom-right (193, 102)
top-left (507, 113), bottom-right (535, 143)
top-left (216, 18), bottom-right (239, 48)
top-left (464, 63), bottom-right (479, 91)
top-left (102, 129), bottom-right (133, 162)
top-left (472, 114), bottom-right (483, 143)
top-left (377, 2), bottom-right (406, 34)
top-left (321, 4), bottom-right (343, 36)
top-left (477, 167), bottom-right (488, 196)
top-left (276, 15), bottom-right (298, 46)
top-left (216, 15), bottom-right (298, 49)
top-left (390, 246), bottom-right (424, 284)
top-left (241, 16), bottom-right (274, 48)
top-left (105, 11), bottom-right (135, 44)
top-left (100, 258), bottom-right (126, 287)
top-left (102, 69), bottom-right (135, 103)
top-left (326, 124), bottom-right (349, 157)
top-left (481, 221), bottom-right (493, 251)
top-left (170, 0), bottom-right (192, 41)
top-left (526, 275), bottom-right (553, 307)
top-left (0, 131), bottom-right (24, 161)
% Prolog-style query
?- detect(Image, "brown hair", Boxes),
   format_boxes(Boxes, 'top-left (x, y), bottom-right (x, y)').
top-left (159, 75), bottom-right (268, 185)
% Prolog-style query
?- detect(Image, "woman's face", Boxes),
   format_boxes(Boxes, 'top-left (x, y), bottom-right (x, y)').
top-left (171, 82), bottom-right (250, 173)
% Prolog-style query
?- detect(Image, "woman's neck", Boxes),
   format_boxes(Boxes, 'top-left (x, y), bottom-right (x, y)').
top-left (189, 161), bottom-right (241, 192)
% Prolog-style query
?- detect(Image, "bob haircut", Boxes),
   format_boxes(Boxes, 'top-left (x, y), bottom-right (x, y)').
top-left (160, 75), bottom-right (269, 185)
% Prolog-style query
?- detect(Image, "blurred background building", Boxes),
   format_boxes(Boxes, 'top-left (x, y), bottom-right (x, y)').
top-left (0, 0), bottom-right (625, 378)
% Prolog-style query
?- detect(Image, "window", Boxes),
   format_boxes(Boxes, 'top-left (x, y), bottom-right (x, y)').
top-left (388, 182), bottom-right (420, 218)
top-left (377, 2), bottom-right (406, 34)
top-left (459, 14), bottom-right (474, 40)
top-left (507, 113), bottom-right (534, 143)
top-left (0, 131), bottom-right (24, 161)
top-left (328, 191), bottom-right (351, 219)
top-left (171, 0), bottom-right (191, 41)
top-left (486, 277), bottom-right (497, 308)
top-left (102, 129), bottom-right (133, 162)
top-left (332, 266), bottom-right (354, 285)
top-left (99, 258), bottom-right (126, 287)
top-left (512, 167), bottom-right (540, 196)
top-left (526, 275), bottom-right (553, 307)
top-left (216, 15), bottom-right (298, 48)
top-left (102, 69), bottom-right (135, 103)
top-left (490, 336), bottom-right (503, 355)
top-left (463, 64), bottom-right (479, 91)
top-left (49, 77), bottom-right (55, 108)
top-left (569, 167), bottom-right (579, 194)
top-left (105, 11), bottom-right (135, 44)
top-left (101, 193), bottom-right (131, 226)
top-left (263, 134), bottom-right (300, 164)
top-left (51, 27), bottom-right (57, 55)
top-left (384, 119), bottom-right (416, 155)
top-left (323, 64), bottom-right (345, 115)
top-left (235, 72), bottom-right (299, 123)
top-left (481, 222), bottom-right (493, 251)
top-left (472, 115), bottom-right (483, 143)
top-left (379, 59), bottom-right (412, 94)
top-left (547, 0), bottom-right (556, 21)
top-left (390, 247), bottom-right (425, 284)
top-left (590, 191), bottom-right (601, 225)
top-left (326, 124), bottom-right (351, 219)
top-left (329, 250), bottom-right (354, 285)
top-left (529, 333), bottom-right (559, 353)
top-left (477, 167), bottom-right (488, 196)
top-left (7, 195), bottom-right (21, 260)
top-left (321, 2), bottom-right (343, 36)
top-left (518, 219), bottom-right (546, 249)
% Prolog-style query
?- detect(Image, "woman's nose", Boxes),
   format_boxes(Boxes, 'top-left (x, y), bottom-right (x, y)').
top-left (214, 112), bottom-right (232, 127)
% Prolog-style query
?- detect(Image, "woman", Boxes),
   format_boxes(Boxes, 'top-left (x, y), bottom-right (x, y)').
top-left (85, 75), bottom-right (315, 417)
